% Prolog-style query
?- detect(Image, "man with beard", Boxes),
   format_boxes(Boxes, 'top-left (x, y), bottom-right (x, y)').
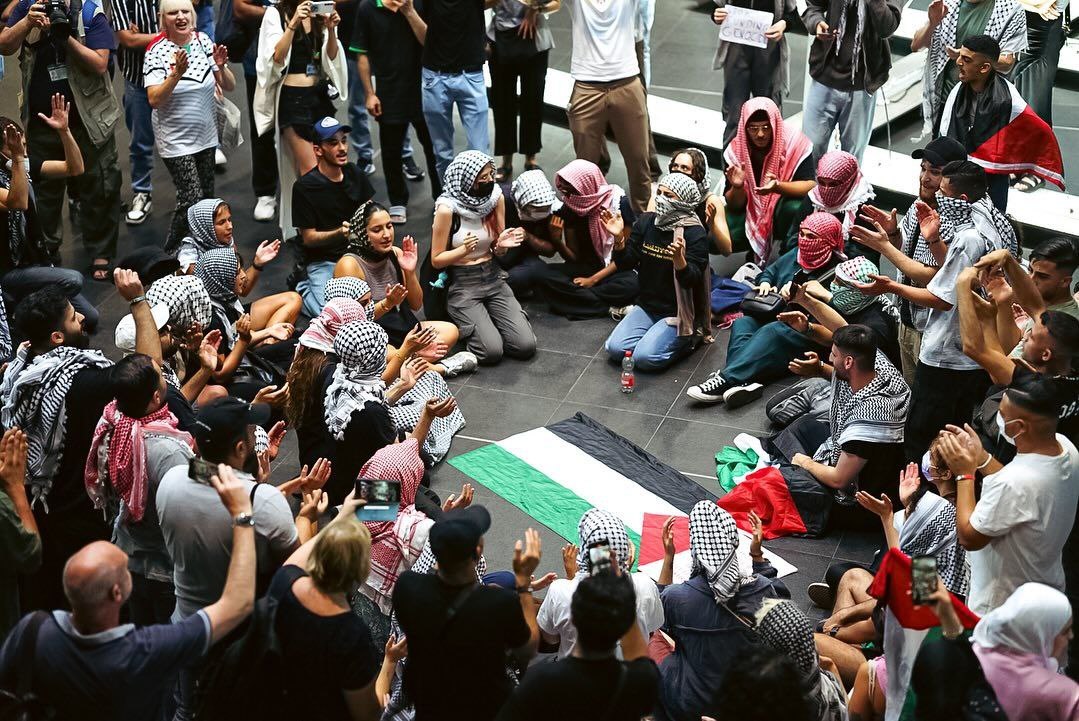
top-left (0, 270), bottom-right (157, 612)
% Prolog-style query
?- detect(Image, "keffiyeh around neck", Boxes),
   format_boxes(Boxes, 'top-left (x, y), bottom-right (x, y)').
top-left (971, 196), bottom-right (1019, 258)
top-left (299, 298), bottom-right (367, 353)
top-left (689, 501), bottom-right (747, 604)
top-left (834, 0), bottom-right (867, 85)
top-left (556, 159), bottom-right (624, 264)
top-left (324, 321), bottom-right (388, 440)
top-left (575, 508), bottom-right (632, 577)
top-left (181, 198), bottom-right (229, 258)
top-left (437, 150), bottom-right (501, 220)
top-left (654, 173), bottom-right (703, 231)
top-left (899, 492), bottom-right (969, 596)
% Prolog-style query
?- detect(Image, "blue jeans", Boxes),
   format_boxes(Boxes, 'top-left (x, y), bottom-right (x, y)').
top-left (123, 81), bottom-right (154, 194)
top-left (296, 260), bottom-right (336, 318)
top-left (604, 305), bottom-right (692, 371)
top-left (3, 266), bottom-right (99, 332)
top-left (196, 2), bottom-right (214, 38)
top-left (421, 68), bottom-right (490, 181)
top-left (802, 77), bottom-right (876, 165)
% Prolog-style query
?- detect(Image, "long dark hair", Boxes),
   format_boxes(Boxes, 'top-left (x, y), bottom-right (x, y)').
top-left (277, 0), bottom-right (324, 51)
top-left (671, 147), bottom-right (708, 186)
top-left (285, 345), bottom-right (329, 430)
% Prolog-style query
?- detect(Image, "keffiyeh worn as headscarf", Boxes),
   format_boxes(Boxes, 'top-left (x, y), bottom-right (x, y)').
top-left (324, 321), bottom-right (388, 440)
top-left (1, 345), bottom-right (112, 510)
top-left (84, 400), bottom-right (194, 522)
top-left (831, 256), bottom-right (880, 315)
top-left (298, 298), bottom-right (367, 353)
top-left (345, 201), bottom-right (384, 261)
top-left (436, 150), bottom-right (502, 220)
top-left (723, 98), bottom-right (813, 265)
top-left (575, 508), bottom-right (632, 577)
top-left (325, 276), bottom-right (373, 312)
top-left (196, 247), bottom-right (244, 336)
top-left (654, 173), bottom-right (703, 231)
top-left (797, 212), bottom-right (845, 271)
top-left (512, 170), bottom-right (557, 212)
top-left (809, 151), bottom-right (875, 235)
top-left (689, 501), bottom-right (749, 604)
top-left (146, 274), bottom-right (212, 333)
top-left (556, 159), bottom-right (625, 264)
top-left (899, 491), bottom-right (969, 597)
top-left (179, 198), bottom-right (230, 260)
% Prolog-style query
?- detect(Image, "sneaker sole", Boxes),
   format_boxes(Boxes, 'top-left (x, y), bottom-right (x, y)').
top-left (807, 583), bottom-right (834, 611)
top-left (125, 215), bottom-right (148, 225)
top-left (723, 384), bottom-right (764, 409)
top-left (686, 387), bottom-right (726, 404)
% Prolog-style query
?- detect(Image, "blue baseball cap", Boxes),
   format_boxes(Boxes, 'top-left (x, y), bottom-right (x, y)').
top-left (312, 116), bottom-right (351, 142)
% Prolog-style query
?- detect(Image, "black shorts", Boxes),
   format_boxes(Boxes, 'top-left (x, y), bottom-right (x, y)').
top-left (277, 83), bottom-right (336, 134)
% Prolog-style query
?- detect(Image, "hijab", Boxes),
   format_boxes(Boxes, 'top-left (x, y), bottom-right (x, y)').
top-left (180, 198), bottom-right (230, 261)
top-left (323, 320), bottom-right (389, 440)
top-left (298, 298), bottom-right (367, 354)
top-left (555, 159), bottom-right (625, 264)
top-left (809, 151), bottom-right (875, 234)
top-left (654, 173), bottom-right (703, 231)
top-left (973, 583), bottom-right (1071, 667)
top-left (436, 150), bottom-right (502, 220)
top-left (195, 247), bottom-right (243, 334)
top-left (345, 200), bottom-right (386, 261)
top-left (831, 256), bottom-right (881, 315)
top-left (797, 212), bottom-right (845, 271)
top-left (512, 170), bottom-right (558, 220)
top-left (574, 508), bottom-right (632, 577)
top-left (689, 501), bottom-right (750, 604)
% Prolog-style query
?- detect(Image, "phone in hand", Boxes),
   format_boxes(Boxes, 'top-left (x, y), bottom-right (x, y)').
top-left (311, 1), bottom-right (335, 14)
top-left (354, 478), bottom-right (401, 521)
top-left (189, 457), bottom-right (218, 486)
top-left (586, 539), bottom-right (613, 576)
top-left (911, 554), bottom-right (938, 606)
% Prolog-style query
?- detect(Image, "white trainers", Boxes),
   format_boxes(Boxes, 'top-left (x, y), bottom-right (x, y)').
top-left (125, 192), bottom-right (152, 225)
top-left (254, 195), bottom-right (277, 222)
top-left (441, 351), bottom-right (478, 378)
top-left (389, 205), bottom-right (407, 224)
top-left (609, 304), bottom-right (635, 321)
top-left (215, 148), bottom-right (227, 167)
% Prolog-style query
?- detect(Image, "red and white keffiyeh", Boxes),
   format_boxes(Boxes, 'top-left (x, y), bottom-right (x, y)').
top-left (298, 298), bottom-right (368, 354)
top-left (555, 159), bottom-right (625, 264)
top-left (808, 151), bottom-right (875, 234)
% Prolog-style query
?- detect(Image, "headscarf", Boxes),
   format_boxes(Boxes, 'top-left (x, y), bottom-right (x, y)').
top-left (436, 150), bottom-right (502, 220)
top-left (834, 0), bottom-right (866, 85)
top-left (345, 200), bottom-right (384, 261)
top-left (195, 247), bottom-right (243, 339)
top-left (899, 491), bottom-right (969, 597)
top-left (298, 298), bottom-right (366, 354)
top-left (325, 276), bottom-right (372, 304)
top-left (689, 501), bottom-right (749, 604)
top-left (723, 98), bottom-right (813, 264)
top-left (84, 400), bottom-right (194, 522)
top-left (654, 173), bottom-right (703, 231)
top-left (575, 508), bottom-right (632, 577)
top-left (146, 274), bottom-right (212, 334)
top-left (323, 321), bottom-right (388, 440)
top-left (511, 170), bottom-right (557, 214)
top-left (555, 159), bottom-right (625, 264)
top-left (809, 151), bottom-right (875, 235)
top-left (831, 256), bottom-right (880, 315)
top-left (797, 212), bottom-right (845, 271)
top-left (179, 198), bottom-right (230, 261)
top-left (972, 582), bottom-right (1072, 668)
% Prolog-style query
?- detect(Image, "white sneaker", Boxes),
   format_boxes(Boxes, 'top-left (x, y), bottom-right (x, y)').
top-left (215, 148), bottom-right (227, 167)
top-left (125, 192), bottom-right (152, 225)
top-left (254, 195), bottom-right (277, 222)
top-left (609, 304), bottom-right (635, 321)
top-left (441, 351), bottom-right (478, 378)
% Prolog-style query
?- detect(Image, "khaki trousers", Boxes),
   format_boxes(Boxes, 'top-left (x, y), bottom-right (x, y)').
top-left (898, 323), bottom-right (923, 388)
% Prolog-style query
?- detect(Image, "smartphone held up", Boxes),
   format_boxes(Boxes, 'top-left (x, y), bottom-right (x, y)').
top-left (355, 478), bottom-right (401, 521)
top-left (911, 554), bottom-right (938, 606)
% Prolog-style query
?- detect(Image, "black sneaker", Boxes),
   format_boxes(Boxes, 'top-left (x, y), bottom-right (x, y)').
top-left (686, 371), bottom-right (732, 404)
top-left (403, 156), bottom-right (425, 182)
top-left (807, 582), bottom-right (834, 610)
top-left (722, 382), bottom-right (764, 409)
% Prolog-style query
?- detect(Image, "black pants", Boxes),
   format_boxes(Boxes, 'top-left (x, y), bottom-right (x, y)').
top-left (722, 42), bottom-right (783, 148)
top-left (380, 113), bottom-right (440, 207)
top-left (905, 362), bottom-right (991, 460)
top-left (1013, 12), bottom-right (1064, 124)
top-left (128, 573), bottom-right (176, 626)
top-left (489, 49), bottom-right (548, 157)
top-left (245, 73), bottom-right (279, 198)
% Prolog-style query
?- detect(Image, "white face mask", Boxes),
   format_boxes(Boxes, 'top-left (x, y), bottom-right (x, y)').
top-left (995, 411), bottom-right (1023, 445)
top-left (518, 206), bottom-right (550, 223)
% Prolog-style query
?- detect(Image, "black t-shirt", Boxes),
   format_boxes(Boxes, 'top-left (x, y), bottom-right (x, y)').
top-left (0, 156), bottom-right (46, 274)
top-left (351, 0), bottom-right (424, 121)
top-left (165, 384), bottom-right (197, 433)
top-left (269, 565), bottom-right (380, 718)
top-left (291, 165), bottom-right (375, 264)
top-left (842, 439), bottom-right (904, 501)
top-left (298, 361), bottom-right (337, 473)
top-left (846, 303), bottom-right (901, 369)
top-left (494, 657), bottom-right (660, 721)
top-left (613, 213), bottom-right (709, 318)
top-left (393, 572), bottom-right (531, 721)
top-left (555, 195), bottom-right (637, 275)
top-left (49, 366), bottom-right (116, 517)
top-left (418, 0), bottom-right (486, 72)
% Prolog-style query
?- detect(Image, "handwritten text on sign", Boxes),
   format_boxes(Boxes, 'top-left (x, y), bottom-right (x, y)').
top-left (718, 6), bottom-right (774, 49)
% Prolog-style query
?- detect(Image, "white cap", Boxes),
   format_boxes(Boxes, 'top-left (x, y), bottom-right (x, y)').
top-left (114, 304), bottom-right (171, 354)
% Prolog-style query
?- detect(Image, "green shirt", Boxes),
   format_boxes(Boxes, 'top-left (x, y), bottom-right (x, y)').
top-left (939, 0), bottom-right (998, 101)
top-left (0, 489), bottom-right (42, 638)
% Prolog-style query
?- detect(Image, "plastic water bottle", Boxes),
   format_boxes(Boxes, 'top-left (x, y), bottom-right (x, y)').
top-left (621, 351), bottom-right (635, 394)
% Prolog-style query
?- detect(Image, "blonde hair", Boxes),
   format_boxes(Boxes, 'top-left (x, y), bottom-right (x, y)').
top-left (159, 0), bottom-right (196, 31)
top-left (307, 518), bottom-right (372, 594)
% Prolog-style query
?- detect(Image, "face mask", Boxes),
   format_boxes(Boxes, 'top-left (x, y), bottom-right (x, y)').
top-left (655, 195), bottom-right (677, 218)
top-left (996, 411), bottom-right (1023, 445)
top-left (469, 181), bottom-right (494, 199)
top-left (519, 206), bottom-right (550, 223)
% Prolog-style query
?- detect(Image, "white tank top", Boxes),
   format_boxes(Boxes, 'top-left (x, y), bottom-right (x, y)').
top-left (445, 207), bottom-right (495, 262)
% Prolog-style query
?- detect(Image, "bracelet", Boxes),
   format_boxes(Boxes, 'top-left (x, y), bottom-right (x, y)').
top-left (129, 295), bottom-right (146, 306)
top-left (955, 473), bottom-right (975, 483)
top-left (515, 584), bottom-right (532, 594)
top-left (976, 454), bottom-right (993, 470)
top-left (252, 261), bottom-right (265, 271)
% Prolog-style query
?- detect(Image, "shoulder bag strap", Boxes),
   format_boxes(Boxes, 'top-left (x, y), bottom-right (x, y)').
top-left (16, 611), bottom-right (50, 698)
top-left (438, 582), bottom-right (482, 639)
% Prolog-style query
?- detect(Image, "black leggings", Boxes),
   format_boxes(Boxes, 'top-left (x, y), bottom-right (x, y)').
top-left (162, 147), bottom-right (216, 252)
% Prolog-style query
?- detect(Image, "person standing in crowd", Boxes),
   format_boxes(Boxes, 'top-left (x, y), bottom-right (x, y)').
top-left (1, 272), bottom-right (153, 614)
top-left (711, 0), bottom-right (794, 147)
top-left (431, 151), bottom-right (536, 365)
top-left (801, 0), bottom-right (901, 164)
top-left (110, 0), bottom-right (159, 226)
top-left (392, 507), bottom-right (543, 721)
top-left (488, 0), bottom-right (559, 183)
top-left (353, 0), bottom-right (437, 225)
top-left (497, 572), bottom-right (661, 721)
top-left (0, 429), bottom-right (40, 639)
top-left (0, 462), bottom-right (259, 721)
top-left (403, 0), bottom-right (490, 182)
top-left (723, 98), bottom-right (815, 266)
top-left (233, 0), bottom-right (280, 222)
top-left (291, 117), bottom-right (376, 317)
top-left (1010, 0), bottom-right (1064, 193)
top-left (0, 101), bottom-right (100, 332)
top-left (938, 374), bottom-right (1079, 616)
top-left (144, 0), bottom-right (235, 252)
top-left (336, 0), bottom-right (375, 174)
top-left (0, 0), bottom-right (122, 282)
top-left (563, 0), bottom-right (651, 211)
top-left (911, 0), bottom-right (1026, 135)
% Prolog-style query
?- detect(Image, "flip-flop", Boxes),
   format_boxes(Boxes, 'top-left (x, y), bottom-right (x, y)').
top-left (90, 259), bottom-right (111, 282)
top-left (1013, 174), bottom-right (1044, 193)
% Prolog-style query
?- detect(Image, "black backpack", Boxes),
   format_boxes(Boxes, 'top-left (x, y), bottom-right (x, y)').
top-left (0, 611), bottom-right (55, 720)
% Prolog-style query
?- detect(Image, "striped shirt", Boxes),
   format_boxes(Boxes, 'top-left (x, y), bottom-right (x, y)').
top-left (108, 0), bottom-right (160, 86)
top-left (144, 32), bottom-right (219, 158)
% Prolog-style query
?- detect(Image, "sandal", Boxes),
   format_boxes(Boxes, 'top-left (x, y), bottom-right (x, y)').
top-left (1013, 174), bottom-right (1044, 193)
top-left (90, 259), bottom-right (111, 282)
top-left (494, 165), bottom-right (512, 183)
top-left (524, 161), bottom-right (542, 172)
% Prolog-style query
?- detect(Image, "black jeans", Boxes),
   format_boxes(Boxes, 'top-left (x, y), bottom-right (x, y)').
top-left (489, 48), bottom-right (548, 157)
top-left (1013, 12), bottom-right (1064, 124)
top-left (128, 573), bottom-right (176, 626)
top-left (380, 113), bottom-right (440, 207)
top-left (721, 42), bottom-right (783, 148)
top-left (245, 73), bottom-right (279, 198)
top-left (905, 362), bottom-right (991, 460)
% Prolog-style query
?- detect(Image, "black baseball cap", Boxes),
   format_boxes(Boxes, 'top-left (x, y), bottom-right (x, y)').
top-left (911, 137), bottom-right (967, 167)
top-left (429, 505), bottom-right (491, 564)
top-left (192, 397), bottom-right (271, 451)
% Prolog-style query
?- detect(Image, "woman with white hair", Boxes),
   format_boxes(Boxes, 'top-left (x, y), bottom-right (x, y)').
top-left (143, 0), bottom-right (235, 253)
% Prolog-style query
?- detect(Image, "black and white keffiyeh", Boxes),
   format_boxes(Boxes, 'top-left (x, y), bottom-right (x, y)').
top-left (511, 170), bottom-right (557, 210)
top-left (0, 345), bottom-right (112, 508)
top-left (0, 292), bottom-right (11, 361)
top-left (324, 320), bottom-right (389, 440)
top-left (0, 162), bottom-right (31, 268)
top-left (146, 274), bottom-right (213, 334)
top-left (574, 508), bottom-right (632, 577)
top-left (178, 198), bottom-right (229, 263)
top-left (196, 247), bottom-right (244, 336)
top-left (899, 491), bottom-right (969, 596)
top-left (436, 150), bottom-right (501, 220)
top-left (345, 201), bottom-right (382, 261)
top-left (654, 173), bottom-right (703, 231)
top-left (690, 501), bottom-right (750, 604)
top-left (325, 275), bottom-right (372, 304)
top-left (935, 192), bottom-right (974, 246)
top-left (971, 196), bottom-right (1019, 258)
top-left (834, 0), bottom-right (867, 85)
top-left (387, 371), bottom-right (465, 463)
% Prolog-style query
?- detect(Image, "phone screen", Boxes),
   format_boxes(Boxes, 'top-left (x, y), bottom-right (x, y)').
top-left (587, 540), bottom-right (612, 576)
top-left (911, 555), bottom-right (938, 605)
top-left (354, 479), bottom-right (401, 522)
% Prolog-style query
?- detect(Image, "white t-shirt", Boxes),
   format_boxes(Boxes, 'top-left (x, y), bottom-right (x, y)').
top-left (565, 0), bottom-right (640, 82)
top-left (143, 32), bottom-right (219, 159)
top-left (967, 434), bottom-right (1079, 615)
top-left (537, 573), bottom-right (664, 657)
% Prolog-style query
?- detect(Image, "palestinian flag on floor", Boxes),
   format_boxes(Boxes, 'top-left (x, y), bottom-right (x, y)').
top-left (449, 413), bottom-right (797, 582)
top-left (939, 75), bottom-right (1065, 190)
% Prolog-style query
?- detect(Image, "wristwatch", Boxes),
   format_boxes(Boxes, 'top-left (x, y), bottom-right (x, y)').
top-left (233, 512), bottom-right (255, 527)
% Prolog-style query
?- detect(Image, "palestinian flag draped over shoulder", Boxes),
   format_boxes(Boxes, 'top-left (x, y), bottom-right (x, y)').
top-left (940, 74), bottom-right (1065, 190)
top-left (448, 413), bottom-right (797, 582)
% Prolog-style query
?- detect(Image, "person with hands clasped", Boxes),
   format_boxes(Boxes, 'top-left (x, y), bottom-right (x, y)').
top-left (432, 151), bottom-right (536, 366)
top-left (144, 0), bottom-right (235, 253)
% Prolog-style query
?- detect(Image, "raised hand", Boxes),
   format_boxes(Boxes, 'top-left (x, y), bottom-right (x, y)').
top-left (898, 462), bottom-right (921, 507)
top-left (788, 351), bottom-right (822, 377)
top-left (851, 273), bottom-right (895, 297)
top-left (213, 43), bottom-right (229, 67)
top-left (423, 397), bottom-right (457, 418)
top-left (113, 268), bottom-right (145, 302)
top-left (725, 163), bottom-right (745, 189)
top-left (299, 487), bottom-right (329, 520)
top-left (0, 428), bottom-right (28, 494)
top-left (927, 0), bottom-right (948, 24)
top-left (385, 634), bottom-right (408, 664)
top-left (290, 0), bottom-right (312, 25)
top-left (402, 324), bottom-right (438, 356)
top-left (237, 314), bottom-right (253, 344)
top-left (914, 200), bottom-right (941, 242)
top-left (385, 283), bottom-right (408, 308)
top-left (300, 457), bottom-right (332, 491)
top-left (496, 227), bottom-right (525, 250)
top-left (855, 490), bottom-right (894, 520)
top-left (399, 235), bottom-right (418, 272)
top-left (254, 239), bottom-right (281, 267)
top-left (253, 382), bottom-right (289, 407)
top-left (211, 463), bottom-right (252, 517)
top-left (562, 543), bottom-right (579, 578)
top-left (199, 329), bottom-right (223, 369)
top-left (441, 483), bottom-right (474, 512)
top-left (37, 93), bottom-right (70, 131)
top-left (777, 310), bottom-right (809, 334)
top-left (3, 125), bottom-right (25, 160)
top-left (265, 420), bottom-right (287, 462)
top-left (861, 204), bottom-right (899, 235)
top-left (549, 214), bottom-right (564, 242)
top-left (599, 206), bottom-right (624, 238)
top-left (661, 516), bottom-right (677, 558)
top-left (173, 48), bottom-right (189, 76)
top-left (748, 510), bottom-right (765, 558)
top-left (849, 219), bottom-right (892, 250)
top-left (512, 528), bottom-right (542, 582)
